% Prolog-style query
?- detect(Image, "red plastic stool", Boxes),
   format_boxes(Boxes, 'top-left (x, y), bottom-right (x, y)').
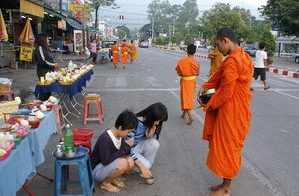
top-left (73, 128), bottom-right (94, 155)
top-left (83, 94), bottom-right (104, 125)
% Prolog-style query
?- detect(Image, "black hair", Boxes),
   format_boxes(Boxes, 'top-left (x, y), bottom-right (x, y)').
top-left (131, 40), bottom-right (134, 43)
top-left (36, 34), bottom-right (49, 48)
top-left (187, 44), bottom-right (196, 55)
top-left (115, 110), bottom-right (138, 130)
top-left (136, 102), bottom-right (168, 139)
top-left (259, 42), bottom-right (265, 50)
top-left (113, 41), bottom-right (117, 44)
top-left (216, 28), bottom-right (238, 43)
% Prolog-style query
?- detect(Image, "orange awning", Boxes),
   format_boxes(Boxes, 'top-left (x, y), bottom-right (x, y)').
top-left (19, 18), bottom-right (35, 45)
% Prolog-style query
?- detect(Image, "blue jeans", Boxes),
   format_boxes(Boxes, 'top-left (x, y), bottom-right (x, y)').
top-left (131, 138), bottom-right (160, 169)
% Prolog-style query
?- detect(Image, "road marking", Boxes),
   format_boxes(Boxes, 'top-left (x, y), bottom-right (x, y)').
top-left (243, 156), bottom-right (286, 196)
top-left (272, 90), bottom-right (299, 100)
top-left (280, 129), bottom-right (289, 134)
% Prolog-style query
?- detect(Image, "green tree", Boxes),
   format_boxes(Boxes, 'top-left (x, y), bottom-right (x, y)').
top-left (201, 3), bottom-right (250, 42)
top-left (261, 0), bottom-right (299, 36)
top-left (116, 25), bottom-right (130, 40)
top-left (92, 0), bottom-right (116, 29)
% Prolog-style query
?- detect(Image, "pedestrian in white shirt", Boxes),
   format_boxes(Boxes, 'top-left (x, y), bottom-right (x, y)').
top-left (253, 42), bottom-right (270, 90)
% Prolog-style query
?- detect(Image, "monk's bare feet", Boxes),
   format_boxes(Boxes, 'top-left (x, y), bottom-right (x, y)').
top-left (186, 118), bottom-right (193, 125)
top-left (210, 184), bottom-right (224, 192)
top-left (209, 187), bottom-right (230, 196)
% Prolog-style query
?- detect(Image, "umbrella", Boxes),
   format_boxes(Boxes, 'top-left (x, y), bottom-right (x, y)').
top-left (0, 9), bottom-right (8, 42)
top-left (19, 18), bottom-right (35, 45)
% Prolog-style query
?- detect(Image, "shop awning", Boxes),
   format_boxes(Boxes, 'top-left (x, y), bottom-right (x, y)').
top-left (20, 0), bottom-right (44, 18)
top-left (66, 17), bottom-right (84, 30)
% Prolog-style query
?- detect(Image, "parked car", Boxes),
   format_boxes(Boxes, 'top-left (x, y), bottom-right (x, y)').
top-left (244, 47), bottom-right (257, 57)
top-left (295, 54), bottom-right (299, 64)
top-left (139, 40), bottom-right (149, 48)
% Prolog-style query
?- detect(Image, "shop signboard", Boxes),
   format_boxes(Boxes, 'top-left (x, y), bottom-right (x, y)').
top-left (73, 30), bottom-right (83, 53)
top-left (19, 46), bottom-right (33, 62)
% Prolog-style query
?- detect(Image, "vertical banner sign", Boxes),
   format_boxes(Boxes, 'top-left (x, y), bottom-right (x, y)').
top-left (73, 30), bottom-right (83, 53)
top-left (19, 46), bottom-right (33, 61)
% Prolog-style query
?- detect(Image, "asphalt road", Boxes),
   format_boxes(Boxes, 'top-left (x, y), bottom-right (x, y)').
top-left (16, 47), bottom-right (299, 196)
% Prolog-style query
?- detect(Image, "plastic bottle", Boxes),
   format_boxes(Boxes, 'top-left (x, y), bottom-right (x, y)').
top-left (63, 124), bottom-right (74, 154)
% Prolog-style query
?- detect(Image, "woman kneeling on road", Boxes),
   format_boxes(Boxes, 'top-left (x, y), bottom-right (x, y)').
top-left (91, 110), bottom-right (138, 192)
top-left (130, 102), bottom-right (168, 184)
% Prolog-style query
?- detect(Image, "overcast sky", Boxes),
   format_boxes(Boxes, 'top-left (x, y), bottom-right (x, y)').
top-left (99, 0), bottom-right (268, 29)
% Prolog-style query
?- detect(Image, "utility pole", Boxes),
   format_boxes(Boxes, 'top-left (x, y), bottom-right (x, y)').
top-left (151, 16), bottom-right (154, 41)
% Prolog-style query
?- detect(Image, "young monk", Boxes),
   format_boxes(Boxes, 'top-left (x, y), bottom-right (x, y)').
top-left (121, 39), bottom-right (129, 69)
top-left (201, 28), bottom-right (253, 196)
top-left (91, 110), bottom-right (138, 192)
top-left (129, 40), bottom-right (137, 63)
top-left (208, 45), bottom-right (224, 76)
top-left (176, 44), bottom-right (200, 125)
top-left (111, 41), bottom-right (119, 69)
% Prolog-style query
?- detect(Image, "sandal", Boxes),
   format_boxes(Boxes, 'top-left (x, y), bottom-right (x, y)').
top-left (99, 182), bottom-right (121, 192)
top-left (111, 178), bottom-right (125, 188)
top-left (142, 176), bottom-right (155, 185)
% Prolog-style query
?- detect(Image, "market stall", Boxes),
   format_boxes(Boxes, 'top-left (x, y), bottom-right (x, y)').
top-left (34, 63), bottom-right (94, 125)
top-left (0, 98), bottom-right (58, 196)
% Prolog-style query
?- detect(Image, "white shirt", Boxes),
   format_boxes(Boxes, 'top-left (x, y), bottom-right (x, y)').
top-left (107, 129), bottom-right (122, 150)
top-left (255, 50), bottom-right (267, 68)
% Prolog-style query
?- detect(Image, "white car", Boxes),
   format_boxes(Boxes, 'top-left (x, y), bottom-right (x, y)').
top-left (295, 54), bottom-right (299, 64)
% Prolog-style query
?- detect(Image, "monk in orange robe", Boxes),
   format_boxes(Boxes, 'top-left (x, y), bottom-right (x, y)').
top-left (176, 44), bottom-right (200, 125)
top-left (111, 41), bottom-right (119, 69)
top-left (201, 28), bottom-right (253, 196)
top-left (121, 40), bottom-right (129, 69)
top-left (208, 46), bottom-right (224, 76)
top-left (129, 40), bottom-right (137, 63)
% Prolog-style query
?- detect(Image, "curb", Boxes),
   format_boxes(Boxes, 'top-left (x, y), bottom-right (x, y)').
top-left (268, 67), bottom-right (299, 79)
top-left (156, 46), bottom-right (299, 79)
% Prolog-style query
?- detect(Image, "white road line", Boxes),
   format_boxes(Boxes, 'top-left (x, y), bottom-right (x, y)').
top-left (272, 90), bottom-right (299, 100)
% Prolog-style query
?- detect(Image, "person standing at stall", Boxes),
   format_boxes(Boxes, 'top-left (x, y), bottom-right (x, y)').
top-left (34, 34), bottom-right (59, 101)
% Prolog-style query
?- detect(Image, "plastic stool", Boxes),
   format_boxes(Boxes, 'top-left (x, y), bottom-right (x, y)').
top-left (54, 147), bottom-right (94, 196)
top-left (73, 128), bottom-right (94, 155)
top-left (83, 94), bottom-right (104, 125)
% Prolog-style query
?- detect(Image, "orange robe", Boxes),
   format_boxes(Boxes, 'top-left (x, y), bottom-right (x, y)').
top-left (129, 43), bottom-right (137, 62)
top-left (202, 47), bottom-right (253, 179)
top-left (208, 48), bottom-right (224, 76)
top-left (111, 44), bottom-right (119, 65)
top-left (121, 44), bottom-right (129, 64)
top-left (176, 56), bottom-right (200, 110)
